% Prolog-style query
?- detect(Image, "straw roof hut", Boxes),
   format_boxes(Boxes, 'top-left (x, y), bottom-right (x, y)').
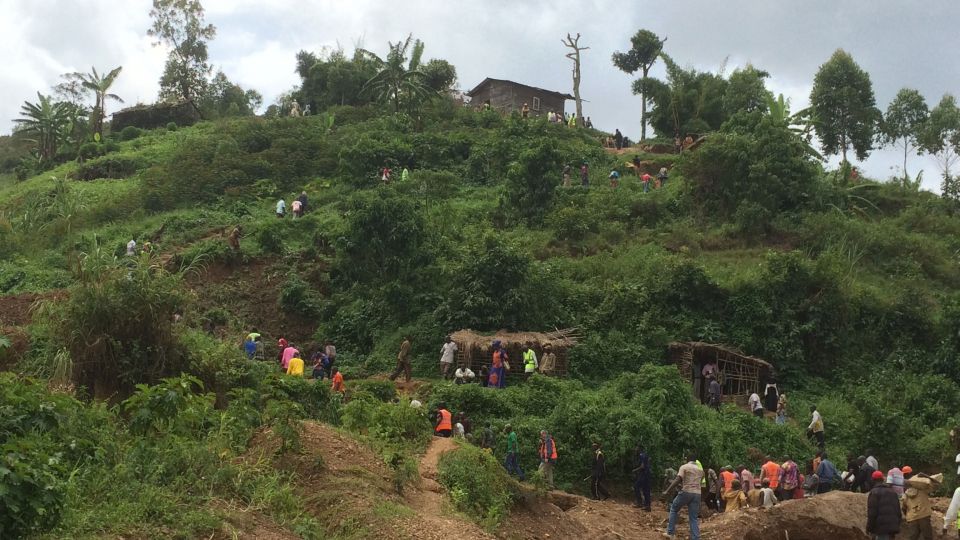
top-left (668, 342), bottom-right (774, 406)
top-left (449, 328), bottom-right (580, 379)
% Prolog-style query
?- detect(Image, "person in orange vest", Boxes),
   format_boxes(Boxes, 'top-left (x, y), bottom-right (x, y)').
top-left (330, 366), bottom-right (345, 394)
top-left (435, 403), bottom-right (453, 438)
top-left (761, 456), bottom-right (782, 491)
top-left (538, 430), bottom-right (558, 489)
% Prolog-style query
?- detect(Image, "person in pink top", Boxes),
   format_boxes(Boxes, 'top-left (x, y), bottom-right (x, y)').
top-left (281, 344), bottom-right (299, 370)
top-left (739, 465), bottom-right (754, 495)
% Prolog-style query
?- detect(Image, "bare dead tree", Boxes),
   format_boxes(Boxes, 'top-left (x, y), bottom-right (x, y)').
top-left (562, 33), bottom-right (589, 126)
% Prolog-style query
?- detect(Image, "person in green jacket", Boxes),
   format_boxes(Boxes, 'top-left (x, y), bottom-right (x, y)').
top-left (401, 167), bottom-right (410, 182)
top-left (523, 342), bottom-right (538, 380)
top-left (503, 424), bottom-right (525, 480)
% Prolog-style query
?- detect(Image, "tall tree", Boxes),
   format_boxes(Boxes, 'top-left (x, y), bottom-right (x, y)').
top-left (14, 93), bottom-right (74, 162)
top-left (921, 94), bottom-right (960, 198)
top-left (359, 35), bottom-right (430, 112)
top-left (722, 65), bottom-right (772, 116)
top-left (882, 88), bottom-right (928, 180)
top-left (147, 0), bottom-right (216, 105)
top-left (611, 29), bottom-right (665, 140)
top-left (71, 66), bottom-right (123, 140)
top-left (647, 54), bottom-right (728, 137)
top-left (562, 33), bottom-right (589, 125)
top-left (809, 49), bottom-right (879, 165)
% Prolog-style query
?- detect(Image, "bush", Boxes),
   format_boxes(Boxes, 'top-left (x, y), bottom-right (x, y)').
top-left (119, 126), bottom-right (143, 141)
top-left (166, 122), bottom-right (178, 132)
top-left (278, 274), bottom-right (323, 319)
top-left (0, 437), bottom-right (66, 538)
top-left (76, 155), bottom-right (143, 180)
top-left (438, 443), bottom-right (515, 529)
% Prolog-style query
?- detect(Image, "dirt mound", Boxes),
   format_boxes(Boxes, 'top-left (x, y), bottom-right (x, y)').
top-left (0, 291), bottom-right (62, 326)
top-left (703, 492), bottom-right (868, 540)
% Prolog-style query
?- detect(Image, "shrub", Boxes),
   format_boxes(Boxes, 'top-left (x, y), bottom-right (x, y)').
top-left (76, 155), bottom-right (143, 180)
top-left (256, 223), bottom-right (284, 254)
top-left (0, 437), bottom-right (66, 538)
top-left (119, 126), bottom-right (143, 141)
top-left (437, 443), bottom-right (515, 529)
top-left (166, 122), bottom-right (178, 131)
top-left (79, 142), bottom-right (103, 160)
top-left (278, 274), bottom-right (323, 319)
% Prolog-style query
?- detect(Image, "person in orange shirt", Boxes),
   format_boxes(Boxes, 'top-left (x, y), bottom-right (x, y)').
top-left (761, 456), bottom-right (782, 490)
top-left (719, 466), bottom-right (739, 512)
top-left (330, 367), bottom-right (345, 394)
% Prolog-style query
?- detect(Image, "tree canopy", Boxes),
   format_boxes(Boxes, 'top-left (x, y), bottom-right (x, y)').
top-left (612, 29), bottom-right (665, 140)
top-left (148, 0), bottom-right (217, 104)
top-left (882, 88), bottom-right (928, 180)
top-left (809, 49), bottom-right (879, 164)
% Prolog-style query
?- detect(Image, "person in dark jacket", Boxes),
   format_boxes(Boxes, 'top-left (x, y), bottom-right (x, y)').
top-left (591, 442), bottom-right (611, 500)
top-left (867, 471), bottom-right (902, 540)
top-left (633, 442), bottom-right (652, 511)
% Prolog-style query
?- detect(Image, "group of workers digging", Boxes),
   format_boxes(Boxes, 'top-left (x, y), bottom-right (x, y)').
top-left (241, 330), bottom-right (345, 394)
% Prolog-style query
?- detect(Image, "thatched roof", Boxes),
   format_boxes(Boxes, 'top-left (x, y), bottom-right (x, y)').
top-left (450, 328), bottom-right (580, 350)
top-left (668, 341), bottom-right (773, 370)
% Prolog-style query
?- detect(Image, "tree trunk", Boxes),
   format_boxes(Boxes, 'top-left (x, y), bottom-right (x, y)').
top-left (573, 58), bottom-right (582, 124)
top-left (903, 137), bottom-right (909, 181)
top-left (640, 67), bottom-right (649, 141)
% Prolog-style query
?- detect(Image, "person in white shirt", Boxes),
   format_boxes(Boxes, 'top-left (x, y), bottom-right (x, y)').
top-left (760, 479), bottom-right (778, 508)
top-left (865, 451), bottom-right (878, 472)
top-left (944, 485), bottom-right (960, 534)
top-left (439, 336), bottom-right (458, 379)
top-left (748, 391), bottom-right (763, 418)
top-left (454, 422), bottom-right (465, 438)
top-left (275, 198), bottom-right (286, 218)
top-left (808, 405), bottom-right (825, 450)
top-left (454, 366), bottom-right (475, 385)
top-left (126, 239), bottom-right (137, 256)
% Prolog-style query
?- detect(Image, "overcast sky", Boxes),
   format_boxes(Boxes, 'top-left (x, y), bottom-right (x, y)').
top-left (2, 0), bottom-right (958, 190)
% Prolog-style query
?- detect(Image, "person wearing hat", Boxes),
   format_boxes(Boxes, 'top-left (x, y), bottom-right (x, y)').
top-left (867, 470), bottom-right (902, 540)
top-left (902, 472), bottom-right (941, 540)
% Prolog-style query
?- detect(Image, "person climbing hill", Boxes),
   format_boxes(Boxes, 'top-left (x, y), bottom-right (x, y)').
top-left (389, 336), bottom-right (412, 383)
top-left (435, 404), bottom-right (452, 438)
top-left (286, 351), bottom-right (304, 377)
top-left (538, 430), bottom-right (558, 489)
top-left (503, 424), bottom-right (525, 480)
top-left (330, 367), bottom-right (345, 394)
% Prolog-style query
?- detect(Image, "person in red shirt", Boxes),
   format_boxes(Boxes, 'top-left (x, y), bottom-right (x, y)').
top-left (641, 173), bottom-right (652, 193)
top-left (330, 367), bottom-right (345, 394)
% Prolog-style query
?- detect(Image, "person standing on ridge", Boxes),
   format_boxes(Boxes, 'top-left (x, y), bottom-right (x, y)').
top-left (591, 442), bottom-right (611, 500)
top-left (439, 335), bottom-right (457, 379)
top-left (663, 453), bottom-right (704, 540)
top-left (488, 340), bottom-right (509, 389)
top-left (708, 374), bottom-right (722, 411)
top-left (633, 442), bottom-right (652, 510)
top-left (538, 430), bottom-right (558, 489)
top-left (522, 342), bottom-right (538, 380)
top-left (614, 128), bottom-right (624, 150)
top-left (389, 336), bottom-right (413, 383)
top-left (503, 424), bottom-right (525, 480)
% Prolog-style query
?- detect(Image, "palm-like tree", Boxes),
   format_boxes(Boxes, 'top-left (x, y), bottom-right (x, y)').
top-left (765, 93), bottom-right (823, 160)
top-left (75, 66), bottom-right (123, 139)
top-left (14, 93), bottom-right (75, 162)
top-left (359, 35), bottom-right (431, 112)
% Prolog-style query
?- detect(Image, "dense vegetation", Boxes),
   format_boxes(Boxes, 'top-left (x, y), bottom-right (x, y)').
top-left (5, 7), bottom-right (960, 536)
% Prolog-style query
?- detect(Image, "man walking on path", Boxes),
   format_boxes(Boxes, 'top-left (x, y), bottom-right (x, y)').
top-left (808, 405), bottom-right (825, 450)
top-left (867, 471), bottom-right (902, 540)
top-left (538, 430), bottom-right (558, 489)
top-left (389, 336), bottom-right (413, 383)
top-left (439, 336), bottom-right (457, 379)
top-left (503, 425), bottom-right (525, 480)
top-left (633, 442), bottom-right (652, 510)
top-left (663, 453), bottom-right (703, 540)
top-left (591, 442), bottom-right (611, 500)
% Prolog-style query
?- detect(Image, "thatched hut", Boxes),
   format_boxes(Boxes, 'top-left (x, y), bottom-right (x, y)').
top-left (449, 328), bottom-right (580, 380)
top-left (668, 342), bottom-right (774, 406)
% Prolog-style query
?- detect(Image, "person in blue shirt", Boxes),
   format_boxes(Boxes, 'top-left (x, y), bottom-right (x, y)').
top-left (609, 169), bottom-right (621, 188)
top-left (243, 336), bottom-right (257, 359)
top-left (816, 452), bottom-right (838, 493)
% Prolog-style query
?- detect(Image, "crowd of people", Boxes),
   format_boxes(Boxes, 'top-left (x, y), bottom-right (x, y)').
top-left (275, 191), bottom-right (310, 219)
top-left (241, 330), bottom-right (345, 394)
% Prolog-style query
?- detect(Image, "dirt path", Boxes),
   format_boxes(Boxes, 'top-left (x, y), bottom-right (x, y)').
top-left (398, 436), bottom-right (493, 540)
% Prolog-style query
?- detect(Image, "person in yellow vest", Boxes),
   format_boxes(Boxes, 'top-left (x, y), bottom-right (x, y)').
top-left (286, 351), bottom-right (304, 377)
top-left (538, 430), bottom-right (558, 489)
top-left (435, 404), bottom-right (453, 438)
top-left (523, 342), bottom-right (539, 380)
